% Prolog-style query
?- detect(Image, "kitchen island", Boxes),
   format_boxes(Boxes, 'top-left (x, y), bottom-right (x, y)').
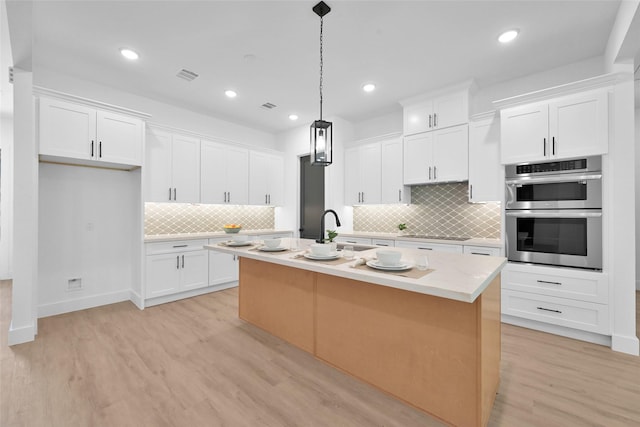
top-left (205, 239), bottom-right (506, 427)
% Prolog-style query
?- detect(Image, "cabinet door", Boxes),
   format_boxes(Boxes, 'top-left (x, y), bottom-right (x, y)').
top-left (403, 133), bottom-right (433, 185)
top-left (403, 102), bottom-right (433, 136)
top-left (145, 129), bottom-right (173, 202)
top-left (96, 110), bottom-right (142, 166)
top-left (469, 117), bottom-right (501, 202)
top-left (432, 125), bottom-right (468, 183)
top-left (381, 138), bottom-right (407, 204)
top-left (39, 97), bottom-right (96, 160)
top-left (249, 151), bottom-right (269, 205)
top-left (146, 253), bottom-right (181, 298)
top-left (432, 91), bottom-right (468, 129)
top-left (344, 146), bottom-right (361, 205)
top-left (180, 250), bottom-right (209, 291)
top-left (171, 134), bottom-right (201, 203)
top-left (200, 140), bottom-right (228, 204)
top-left (226, 146), bottom-right (250, 205)
top-left (266, 153), bottom-right (284, 206)
top-left (360, 143), bottom-right (381, 205)
top-left (209, 251), bottom-right (239, 286)
top-left (463, 246), bottom-right (501, 256)
top-left (549, 90), bottom-right (608, 159)
top-left (500, 103), bottom-right (549, 164)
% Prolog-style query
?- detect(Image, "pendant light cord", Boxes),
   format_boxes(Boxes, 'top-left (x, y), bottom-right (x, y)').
top-left (319, 16), bottom-right (324, 121)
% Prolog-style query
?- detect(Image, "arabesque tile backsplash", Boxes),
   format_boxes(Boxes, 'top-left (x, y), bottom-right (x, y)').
top-left (354, 182), bottom-right (501, 239)
top-left (145, 203), bottom-right (275, 235)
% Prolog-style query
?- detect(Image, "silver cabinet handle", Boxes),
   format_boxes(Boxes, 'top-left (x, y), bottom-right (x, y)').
top-left (172, 244), bottom-right (188, 248)
top-left (428, 114), bottom-right (432, 128)
top-left (537, 306), bottom-right (562, 314)
top-left (268, 194), bottom-right (271, 204)
top-left (433, 113), bottom-right (437, 127)
top-left (428, 166), bottom-right (432, 180)
top-left (552, 136), bottom-right (556, 156)
top-left (176, 255), bottom-right (179, 269)
top-left (398, 189), bottom-right (401, 202)
top-left (182, 254), bottom-right (185, 268)
top-left (543, 138), bottom-right (546, 156)
top-left (265, 194), bottom-right (268, 204)
top-left (537, 280), bottom-right (562, 286)
top-left (470, 252), bottom-right (490, 256)
top-left (169, 188), bottom-right (172, 201)
top-left (418, 247), bottom-right (433, 250)
top-left (223, 192), bottom-right (227, 203)
top-left (99, 141), bottom-right (102, 158)
top-left (376, 243), bottom-right (389, 247)
top-left (434, 166), bottom-right (437, 180)
top-left (91, 140), bottom-right (94, 157)
top-left (173, 188), bottom-right (177, 200)
top-left (361, 192), bottom-right (364, 203)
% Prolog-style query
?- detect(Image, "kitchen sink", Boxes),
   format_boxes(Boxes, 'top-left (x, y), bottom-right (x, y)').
top-left (336, 243), bottom-right (373, 252)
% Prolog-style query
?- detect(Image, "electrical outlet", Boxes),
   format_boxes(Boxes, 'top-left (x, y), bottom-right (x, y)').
top-left (67, 278), bottom-right (83, 291)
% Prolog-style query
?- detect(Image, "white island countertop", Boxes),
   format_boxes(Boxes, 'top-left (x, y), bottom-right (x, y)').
top-left (205, 238), bottom-right (506, 303)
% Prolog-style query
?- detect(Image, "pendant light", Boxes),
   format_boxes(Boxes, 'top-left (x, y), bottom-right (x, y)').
top-left (310, 1), bottom-right (332, 166)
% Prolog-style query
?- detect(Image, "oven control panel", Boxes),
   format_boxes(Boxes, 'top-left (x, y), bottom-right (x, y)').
top-left (516, 158), bottom-right (587, 175)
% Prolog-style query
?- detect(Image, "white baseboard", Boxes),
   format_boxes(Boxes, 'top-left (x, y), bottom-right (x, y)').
top-left (612, 334), bottom-right (640, 356)
top-left (501, 314), bottom-right (612, 347)
top-left (38, 289), bottom-right (131, 318)
top-left (8, 320), bottom-right (36, 345)
top-left (0, 273), bottom-right (13, 281)
top-left (129, 290), bottom-right (144, 309)
top-left (144, 282), bottom-right (238, 307)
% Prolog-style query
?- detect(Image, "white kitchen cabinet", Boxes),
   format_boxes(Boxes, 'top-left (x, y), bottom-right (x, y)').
top-left (208, 238), bottom-right (239, 286)
top-left (395, 240), bottom-right (463, 253)
top-left (403, 124), bottom-right (468, 185)
top-left (344, 142), bottom-right (381, 205)
top-left (372, 238), bottom-right (395, 247)
top-left (201, 140), bottom-right (249, 205)
top-left (249, 151), bottom-right (284, 206)
top-left (39, 97), bottom-right (143, 167)
top-left (145, 239), bottom-right (209, 299)
top-left (380, 137), bottom-right (410, 204)
top-left (403, 90), bottom-right (469, 136)
top-left (463, 245), bottom-right (501, 257)
top-left (500, 89), bottom-right (608, 164)
top-left (468, 114), bottom-right (502, 202)
top-left (145, 128), bottom-right (200, 203)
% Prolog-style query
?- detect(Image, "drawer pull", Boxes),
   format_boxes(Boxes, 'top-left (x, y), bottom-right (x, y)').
top-left (376, 244), bottom-right (389, 247)
top-left (172, 244), bottom-right (188, 248)
top-left (176, 255), bottom-right (179, 269)
top-left (418, 247), bottom-right (433, 250)
top-left (537, 280), bottom-right (562, 286)
top-left (536, 306), bottom-right (562, 314)
top-left (346, 240), bottom-right (357, 244)
top-left (470, 252), bottom-right (490, 256)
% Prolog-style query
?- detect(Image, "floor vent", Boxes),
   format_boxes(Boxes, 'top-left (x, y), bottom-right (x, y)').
top-left (176, 69), bottom-right (199, 82)
top-left (261, 102), bottom-right (277, 110)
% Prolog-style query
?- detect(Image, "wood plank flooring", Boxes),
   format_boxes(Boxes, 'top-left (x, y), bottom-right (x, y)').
top-left (1, 280), bottom-right (639, 427)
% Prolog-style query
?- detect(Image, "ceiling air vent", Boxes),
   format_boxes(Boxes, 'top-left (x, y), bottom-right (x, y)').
top-left (261, 102), bottom-right (277, 110)
top-left (176, 69), bottom-right (199, 82)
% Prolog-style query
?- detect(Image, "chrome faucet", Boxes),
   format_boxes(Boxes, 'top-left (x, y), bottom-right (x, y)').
top-left (317, 209), bottom-right (341, 243)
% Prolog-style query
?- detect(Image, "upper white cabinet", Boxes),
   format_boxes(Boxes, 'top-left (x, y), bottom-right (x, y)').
top-left (403, 124), bottom-right (468, 185)
top-left (380, 137), bottom-right (410, 204)
top-left (145, 128), bottom-right (200, 203)
top-left (344, 142), bottom-right (382, 205)
top-left (500, 89), bottom-right (609, 164)
top-left (468, 114), bottom-right (501, 202)
top-left (249, 151), bottom-right (284, 206)
top-left (39, 96), bottom-right (144, 168)
top-left (201, 140), bottom-right (249, 205)
top-left (403, 90), bottom-right (469, 136)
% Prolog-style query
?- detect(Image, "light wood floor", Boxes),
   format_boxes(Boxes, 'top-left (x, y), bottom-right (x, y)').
top-left (1, 280), bottom-right (639, 427)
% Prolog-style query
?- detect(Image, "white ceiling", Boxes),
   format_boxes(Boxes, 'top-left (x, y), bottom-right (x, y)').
top-left (16, 1), bottom-right (628, 133)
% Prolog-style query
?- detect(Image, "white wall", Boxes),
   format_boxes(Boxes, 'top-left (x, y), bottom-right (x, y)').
top-left (34, 67), bottom-right (278, 151)
top-left (37, 163), bottom-right (139, 316)
top-left (275, 116), bottom-right (354, 236)
top-left (352, 110), bottom-right (402, 142)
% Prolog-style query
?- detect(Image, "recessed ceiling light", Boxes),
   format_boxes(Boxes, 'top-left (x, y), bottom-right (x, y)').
top-left (363, 83), bottom-right (376, 92)
top-left (498, 29), bottom-right (519, 44)
top-left (225, 90), bottom-right (237, 98)
top-left (120, 48), bottom-right (139, 60)
top-left (289, 114), bottom-right (299, 121)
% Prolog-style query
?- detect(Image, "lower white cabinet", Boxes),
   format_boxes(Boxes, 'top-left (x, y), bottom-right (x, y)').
top-left (463, 245), bottom-right (501, 257)
top-left (145, 239), bottom-right (209, 298)
top-left (395, 240), bottom-right (463, 253)
top-left (372, 238), bottom-right (395, 247)
top-left (208, 238), bottom-right (239, 286)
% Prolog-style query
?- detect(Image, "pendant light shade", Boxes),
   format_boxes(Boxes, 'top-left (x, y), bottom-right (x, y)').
top-left (310, 1), bottom-right (332, 167)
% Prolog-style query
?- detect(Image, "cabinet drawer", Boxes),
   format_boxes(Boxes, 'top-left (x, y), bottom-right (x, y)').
top-left (502, 289), bottom-right (609, 334)
top-left (335, 236), bottom-right (372, 245)
top-left (372, 238), bottom-right (395, 247)
top-left (145, 239), bottom-right (208, 255)
top-left (502, 265), bottom-right (608, 304)
top-left (395, 240), bottom-right (463, 253)
top-left (463, 246), bottom-right (500, 256)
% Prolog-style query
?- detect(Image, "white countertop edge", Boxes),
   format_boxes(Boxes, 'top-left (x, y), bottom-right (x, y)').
top-left (145, 230), bottom-right (294, 243)
top-left (205, 243), bottom-right (507, 303)
top-left (337, 232), bottom-right (502, 248)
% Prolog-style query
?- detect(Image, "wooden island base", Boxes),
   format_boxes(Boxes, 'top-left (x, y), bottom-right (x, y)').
top-left (239, 258), bottom-right (501, 427)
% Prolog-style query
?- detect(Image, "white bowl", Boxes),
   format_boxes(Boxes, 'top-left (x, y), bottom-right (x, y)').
top-left (263, 238), bottom-right (281, 249)
top-left (376, 250), bottom-right (402, 266)
top-left (310, 243), bottom-right (332, 256)
top-left (232, 234), bottom-right (248, 243)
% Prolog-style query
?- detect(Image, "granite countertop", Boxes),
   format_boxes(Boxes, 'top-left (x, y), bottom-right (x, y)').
top-left (144, 229), bottom-right (294, 243)
top-left (205, 238), bottom-right (507, 303)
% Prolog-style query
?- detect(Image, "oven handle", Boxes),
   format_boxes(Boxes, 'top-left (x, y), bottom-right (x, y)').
top-left (505, 173), bottom-right (602, 185)
top-left (505, 210), bottom-right (602, 218)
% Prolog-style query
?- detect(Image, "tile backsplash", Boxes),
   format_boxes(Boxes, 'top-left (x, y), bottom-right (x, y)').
top-left (145, 203), bottom-right (275, 235)
top-left (354, 182), bottom-right (501, 238)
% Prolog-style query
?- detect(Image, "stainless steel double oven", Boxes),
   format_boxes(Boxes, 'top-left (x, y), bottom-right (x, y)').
top-left (505, 156), bottom-right (602, 270)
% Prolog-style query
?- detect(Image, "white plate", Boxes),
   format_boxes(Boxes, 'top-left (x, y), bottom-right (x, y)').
top-left (304, 252), bottom-right (340, 261)
top-left (366, 260), bottom-right (413, 271)
top-left (258, 246), bottom-right (288, 252)
top-left (226, 241), bottom-right (252, 247)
